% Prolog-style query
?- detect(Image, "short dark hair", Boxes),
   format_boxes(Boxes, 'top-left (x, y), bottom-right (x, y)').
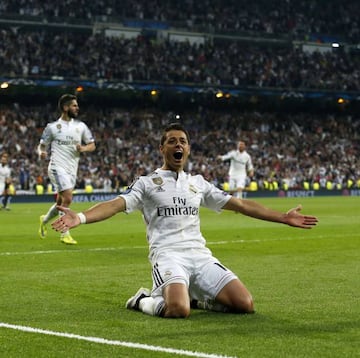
top-left (58, 94), bottom-right (77, 112)
top-left (160, 123), bottom-right (190, 145)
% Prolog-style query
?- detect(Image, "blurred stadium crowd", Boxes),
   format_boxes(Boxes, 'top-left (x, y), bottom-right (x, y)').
top-left (0, 104), bottom-right (359, 193)
top-left (0, 29), bottom-right (359, 91)
top-left (1, 0), bottom-right (359, 43)
top-left (0, 0), bottom-right (359, 194)
top-left (0, 1), bottom-right (360, 90)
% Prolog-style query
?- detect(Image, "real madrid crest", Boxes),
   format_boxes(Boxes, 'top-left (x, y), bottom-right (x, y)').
top-left (152, 176), bottom-right (165, 191)
top-left (56, 124), bottom-right (62, 132)
top-left (152, 177), bottom-right (163, 186)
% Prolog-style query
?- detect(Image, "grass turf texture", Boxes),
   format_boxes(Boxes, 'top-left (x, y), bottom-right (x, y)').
top-left (0, 197), bottom-right (359, 357)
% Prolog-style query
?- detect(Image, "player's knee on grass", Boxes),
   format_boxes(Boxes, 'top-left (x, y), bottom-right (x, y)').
top-left (216, 281), bottom-right (255, 314)
top-left (164, 301), bottom-right (191, 318)
top-left (243, 297), bottom-right (255, 313)
top-left (231, 295), bottom-right (254, 314)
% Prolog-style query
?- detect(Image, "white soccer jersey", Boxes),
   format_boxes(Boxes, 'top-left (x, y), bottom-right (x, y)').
top-left (120, 169), bottom-right (231, 256)
top-left (221, 150), bottom-right (253, 178)
top-left (40, 118), bottom-right (94, 175)
top-left (0, 164), bottom-right (11, 192)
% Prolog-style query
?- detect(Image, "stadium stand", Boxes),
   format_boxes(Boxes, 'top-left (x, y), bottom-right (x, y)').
top-left (0, 1), bottom-right (359, 193)
top-left (0, 29), bottom-right (359, 91)
top-left (0, 104), bottom-right (359, 193)
top-left (0, 0), bottom-right (359, 43)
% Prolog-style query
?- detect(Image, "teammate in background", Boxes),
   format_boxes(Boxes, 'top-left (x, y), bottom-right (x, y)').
top-left (0, 152), bottom-right (12, 210)
top-left (51, 123), bottom-right (318, 318)
top-left (217, 140), bottom-right (254, 199)
top-left (38, 94), bottom-right (96, 245)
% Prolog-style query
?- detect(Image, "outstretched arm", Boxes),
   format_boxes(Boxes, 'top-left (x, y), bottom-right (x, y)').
top-left (222, 197), bottom-right (318, 229)
top-left (52, 196), bottom-right (126, 232)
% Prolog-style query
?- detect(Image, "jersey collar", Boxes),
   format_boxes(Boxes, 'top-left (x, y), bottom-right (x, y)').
top-left (155, 168), bottom-right (186, 179)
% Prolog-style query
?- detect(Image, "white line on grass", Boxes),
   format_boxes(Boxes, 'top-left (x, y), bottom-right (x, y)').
top-left (0, 322), bottom-right (236, 358)
top-left (0, 235), bottom-right (332, 256)
top-left (0, 246), bottom-right (147, 256)
top-left (0, 234), bottom-right (337, 257)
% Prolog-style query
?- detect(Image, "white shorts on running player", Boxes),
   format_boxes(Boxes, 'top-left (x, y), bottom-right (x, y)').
top-left (229, 175), bottom-right (246, 191)
top-left (48, 165), bottom-right (76, 192)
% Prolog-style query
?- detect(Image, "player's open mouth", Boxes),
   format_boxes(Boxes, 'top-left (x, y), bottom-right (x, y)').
top-left (173, 151), bottom-right (183, 160)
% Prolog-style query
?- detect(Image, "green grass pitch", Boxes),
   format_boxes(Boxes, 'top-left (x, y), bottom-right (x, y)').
top-left (0, 196), bottom-right (359, 357)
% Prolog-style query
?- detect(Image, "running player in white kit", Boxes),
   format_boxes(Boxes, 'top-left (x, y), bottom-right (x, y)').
top-left (0, 152), bottom-right (12, 210)
top-left (218, 140), bottom-right (254, 199)
top-left (38, 94), bottom-right (96, 244)
top-left (52, 123), bottom-right (318, 317)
